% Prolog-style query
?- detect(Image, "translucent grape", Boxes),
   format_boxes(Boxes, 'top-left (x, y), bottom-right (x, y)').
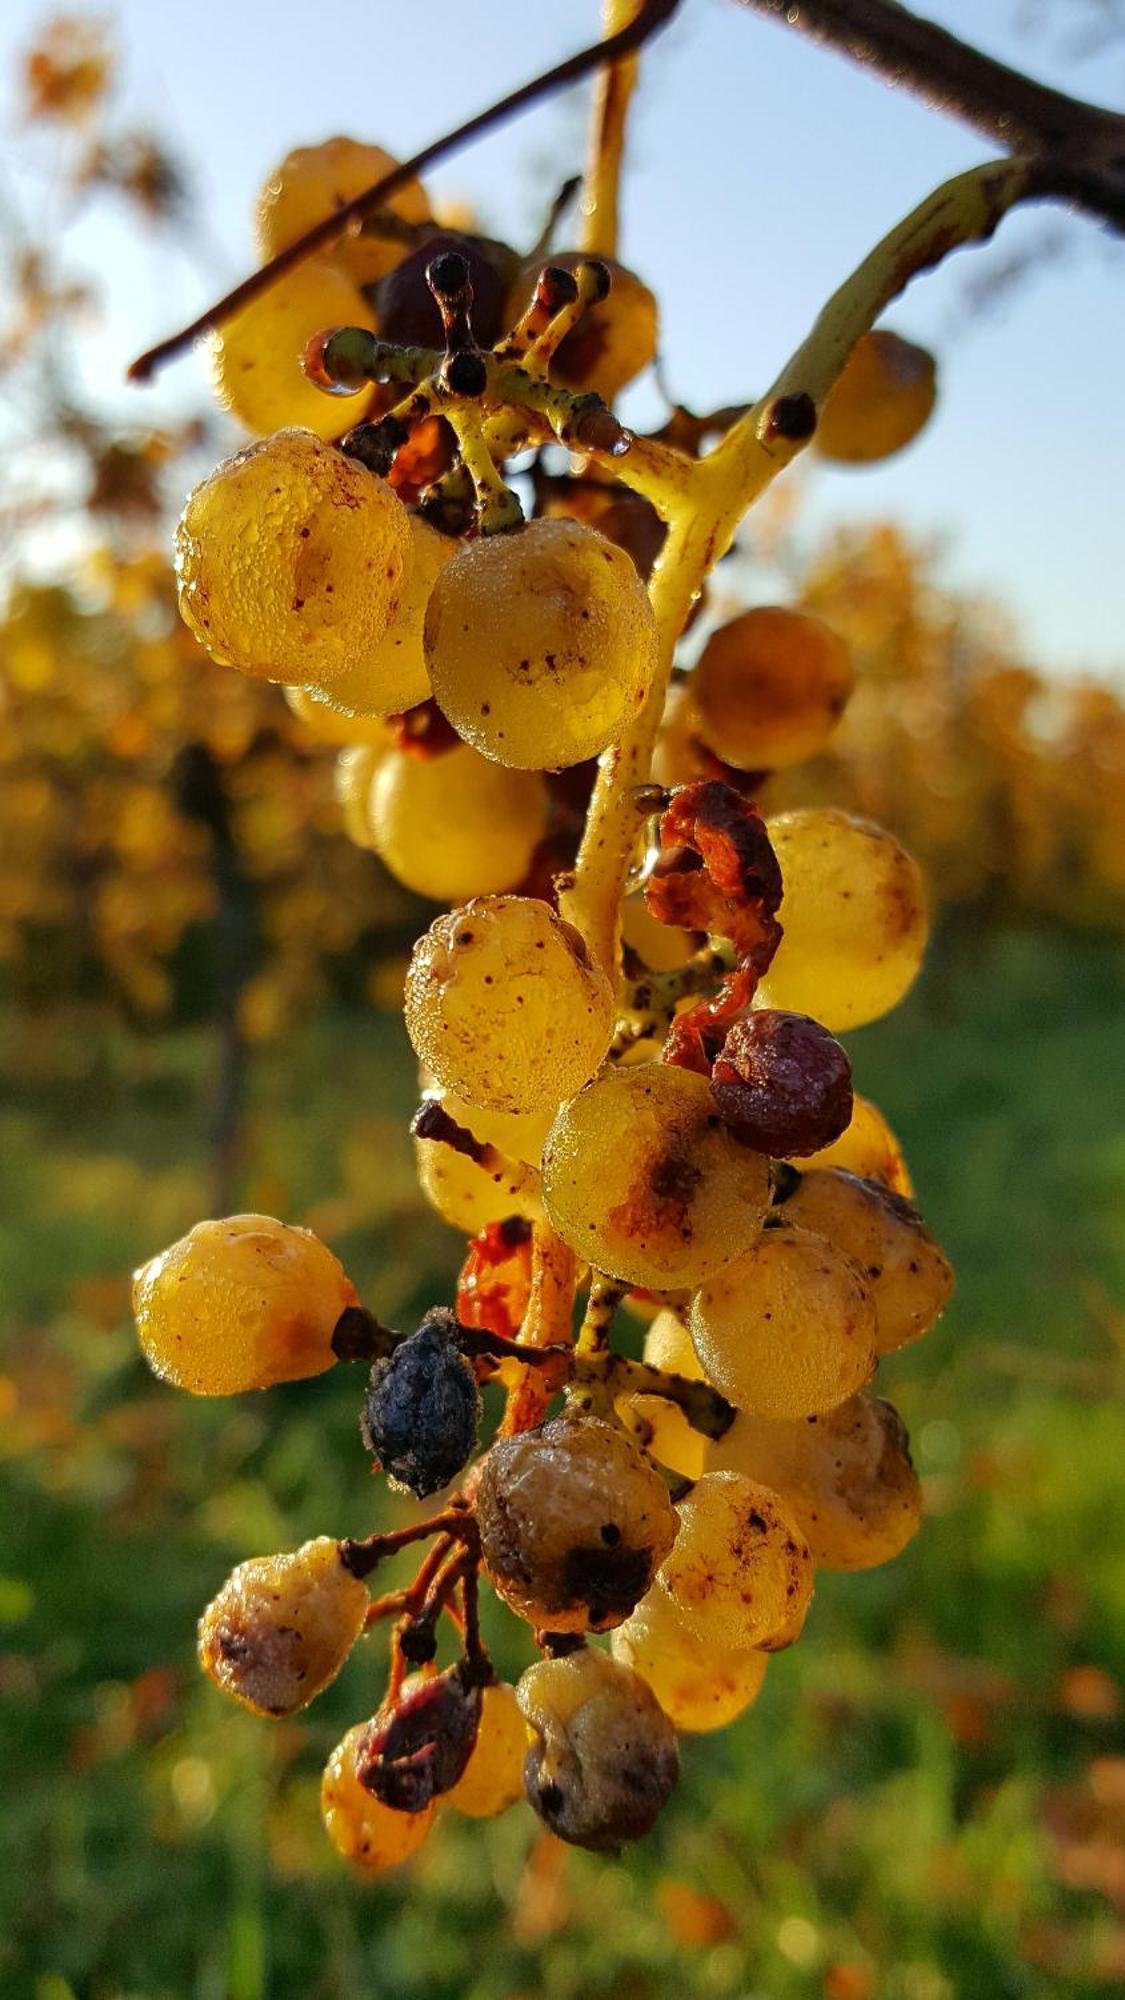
top-left (791, 1091), bottom-right (913, 1195)
top-left (689, 1222), bottom-right (878, 1420)
top-left (757, 809), bottom-right (929, 1030)
top-left (300, 515), bottom-right (455, 719)
top-left (542, 1063), bottom-right (770, 1290)
top-left (198, 1537), bottom-right (368, 1715)
top-left (256, 136), bottom-right (431, 287)
top-left (445, 1682), bottom-right (529, 1818)
top-left (656, 1471), bottom-right (814, 1652)
top-left (176, 429), bottom-right (412, 689)
top-left (371, 744), bottom-right (548, 901)
top-left (618, 1308), bottom-right (707, 1481)
top-left (709, 1393), bottom-right (922, 1570)
top-left (208, 260), bottom-right (376, 440)
top-left (321, 1723), bottom-right (435, 1871)
top-left (404, 896), bottom-right (615, 1116)
top-left (518, 1648), bottom-right (678, 1850)
top-left (413, 1086), bottom-right (551, 1234)
top-left (132, 1213), bottom-right (356, 1395)
top-left (782, 1168), bottom-right (954, 1353)
top-left (285, 685), bottom-right (395, 750)
top-left (693, 606), bottom-right (854, 771)
top-left (612, 1586), bottom-right (768, 1732)
top-left (476, 1411), bottom-right (678, 1633)
top-left (507, 254), bottom-right (658, 402)
top-left (424, 518), bottom-right (656, 771)
top-left (816, 330), bottom-right (937, 465)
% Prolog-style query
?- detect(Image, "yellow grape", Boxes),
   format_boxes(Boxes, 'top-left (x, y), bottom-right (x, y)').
top-left (611, 1587), bottom-right (768, 1732)
top-left (371, 745), bottom-right (548, 901)
top-left (198, 1537), bottom-right (367, 1716)
top-left (618, 1308), bottom-right (707, 1481)
top-left (507, 254), bottom-right (658, 402)
top-left (816, 330), bottom-right (937, 465)
top-left (792, 1091), bottom-right (913, 1196)
top-left (757, 809), bottom-right (929, 1030)
top-left (176, 429), bottom-right (412, 689)
top-left (709, 1393), bottom-right (922, 1571)
top-left (424, 518), bottom-right (656, 770)
top-left (404, 896), bottom-right (614, 1116)
top-left (688, 1223), bottom-right (877, 1421)
top-left (301, 516), bottom-right (455, 719)
top-left (256, 135), bottom-right (431, 286)
top-left (475, 1412), bottom-right (678, 1633)
top-left (285, 685), bottom-right (395, 750)
top-left (321, 1723), bottom-right (435, 1871)
top-left (334, 744), bottom-right (387, 848)
top-left (651, 680), bottom-right (713, 789)
top-left (132, 1213), bottom-right (356, 1395)
top-left (445, 1682), bottom-right (529, 1818)
top-left (656, 1471), bottom-right (814, 1652)
top-left (620, 892), bottom-right (700, 973)
top-left (208, 260), bottom-right (376, 440)
top-left (782, 1168), bottom-right (954, 1354)
top-left (542, 1063), bottom-right (770, 1290)
top-left (413, 1086), bottom-right (550, 1234)
top-left (517, 1648), bottom-right (678, 1850)
top-left (692, 606), bottom-right (854, 772)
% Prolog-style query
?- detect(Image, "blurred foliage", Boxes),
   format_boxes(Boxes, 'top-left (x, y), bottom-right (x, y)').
top-left (2, 929), bottom-right (1124, 1998)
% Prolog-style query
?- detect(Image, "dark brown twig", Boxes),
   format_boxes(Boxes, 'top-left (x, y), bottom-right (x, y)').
top-left (732, 0), bottom-right (1125, 230)
top-left (127, 0), bottom-right (681, 383)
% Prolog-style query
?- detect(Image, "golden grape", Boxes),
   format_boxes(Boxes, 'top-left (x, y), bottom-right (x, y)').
top-left (816, 330), bottom-right (937, 464)
top-left (198, 1537), bottom-right (368, 1716)
top-left (693, 606), bottom-right (854, 771)
top-left (208, 260), bottom-right (376, 440)
top-left (618, 1308), bottom-right (707, 1481)
top-left (285, 685), bottom-right (395, 750)
top-left (656, 1471), bottom-right (814, 1652)
top-left (413, 1086), bottom-right (550, 1234)
top-left (507, 254), bottom-right (658, 402)
top-left (782, 1168), bottom-right (954, 1353)
top-left (445, 1682), bottom-right (529, 1818)
top-left (301, 515), bottom-right (455, 719)
top-left (321, 1723), bottom-right (435, 1871)
top-left (256, 135), bottom-right (431, 286)
top-left (791, 1091), bottom-right (913, 1195)
top-left (371, 745), bottom-right (548, 901)
top-left (611, 1586), bottom-right (768, 1732)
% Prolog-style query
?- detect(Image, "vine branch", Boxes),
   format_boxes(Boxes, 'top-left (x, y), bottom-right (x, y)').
top-left (731, 0), bottom-right (1125, 231)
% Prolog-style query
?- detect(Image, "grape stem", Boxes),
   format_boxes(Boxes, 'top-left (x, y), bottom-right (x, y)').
top-left (562, 153), bottom-right (1043, 976)
top-left (581, 0), bottom-right (646, 260)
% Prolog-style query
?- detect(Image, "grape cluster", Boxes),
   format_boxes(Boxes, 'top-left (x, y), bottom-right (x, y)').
top-left (133, 127), bottom-right (951, 1875)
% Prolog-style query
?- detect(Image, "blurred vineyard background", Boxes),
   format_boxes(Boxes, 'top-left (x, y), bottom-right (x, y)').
top-left (2, 15), bottom-right (1124, 2000)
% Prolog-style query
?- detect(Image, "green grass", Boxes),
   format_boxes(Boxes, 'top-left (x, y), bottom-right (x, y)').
top-left (1, 920), bottom-right (1123, 2000)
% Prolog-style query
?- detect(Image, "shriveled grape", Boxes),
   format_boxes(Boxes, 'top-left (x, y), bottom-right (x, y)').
top-left (198, 1537), bottom-right (368, 1715)
top-left (424, 518), bottom-right (656, 770)
top-left (689, 1222), bottom-right (878, 1420)
top-left (709, 1393), bottom-right (922, 1570)
top-left (710, 1009), bottom-right (853, 1157)
top-left (321, 1724), bottom-right (435, 1871)
top-left (612, 1586), bottom-right (767, 1732)
top-left (371, 744), bottom-right (548, 901)
top-left (132, 1213), bottom-right (356, 1395)
top-left (404, 896), bottom-right (614, 1117)
top-left (757, 808), bottom-right (929, 1030)
top-left (175, 429), bottom-right (412, 689)
top-left (782, 1168), bottom-right (954, 1353)
top-left (476, 1411), bottom-right (678, 1633)
top-left (656, 1471), bottom-right (814, 1652)
top-left (518, 1648), bottom-right (678, 1850)
top-left (693, 606), bottom-right (854, 771)
top-left (542, 1063), bottom-right (770, 1290)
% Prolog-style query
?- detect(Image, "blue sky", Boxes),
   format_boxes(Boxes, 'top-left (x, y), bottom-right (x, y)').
top-left (2, 0), bottom-right (1123, 678)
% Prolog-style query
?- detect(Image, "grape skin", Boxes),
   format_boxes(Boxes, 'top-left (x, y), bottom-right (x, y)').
top-left (322, 1723), bottom-right (435, 1871)
top-left (612, 1586), bottom-right (768, 1732)
top-left (285, 686), bottom-right (395, 750)
top-left (656, 1471), bottom-right (814, 1653)
top-left (542, 1063), bottom-right (771, 1290)
top-left (424, 518), bottom-right (657, 771)
top-left (688, 1222), bottom-right (878, 1421)
top-left (176, 429), bottom-right (412, 690)
top-left (132, 1213), bottom-right (356, 1395)
top-left (791, 1091), bottom-right (913, 1195)
top-left (198, 1538), bottom-right (368, 1716)
top-left (256, 136), bottom-right (431, 286)
top-left (445, 1682), bottom-right (529, 1818)
top-left (693, 606), bottom-right (854, 772)
top-left (371, 745), bottom-right (548, 902)
top-left (708, 1393), bottom-right (922, 1571)
top-left (815, 330), bottom-right (937, 465)
top-left (405, 896), bottom-right (615, 1117)
top-left (782, 1167), bottom-right (954, 1354)
top-left (413, 1086), bottom-right (551, 1234)
top-left (208, 260), bottom-right (377, 441)
top-left (300, 514), bottom-right (455, 720)
top-left (757, 808), bottom-right (929, 1030)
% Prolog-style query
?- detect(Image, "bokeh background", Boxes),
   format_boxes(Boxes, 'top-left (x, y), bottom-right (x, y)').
top-left (1, 5), bottom-right (1124, 1998)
